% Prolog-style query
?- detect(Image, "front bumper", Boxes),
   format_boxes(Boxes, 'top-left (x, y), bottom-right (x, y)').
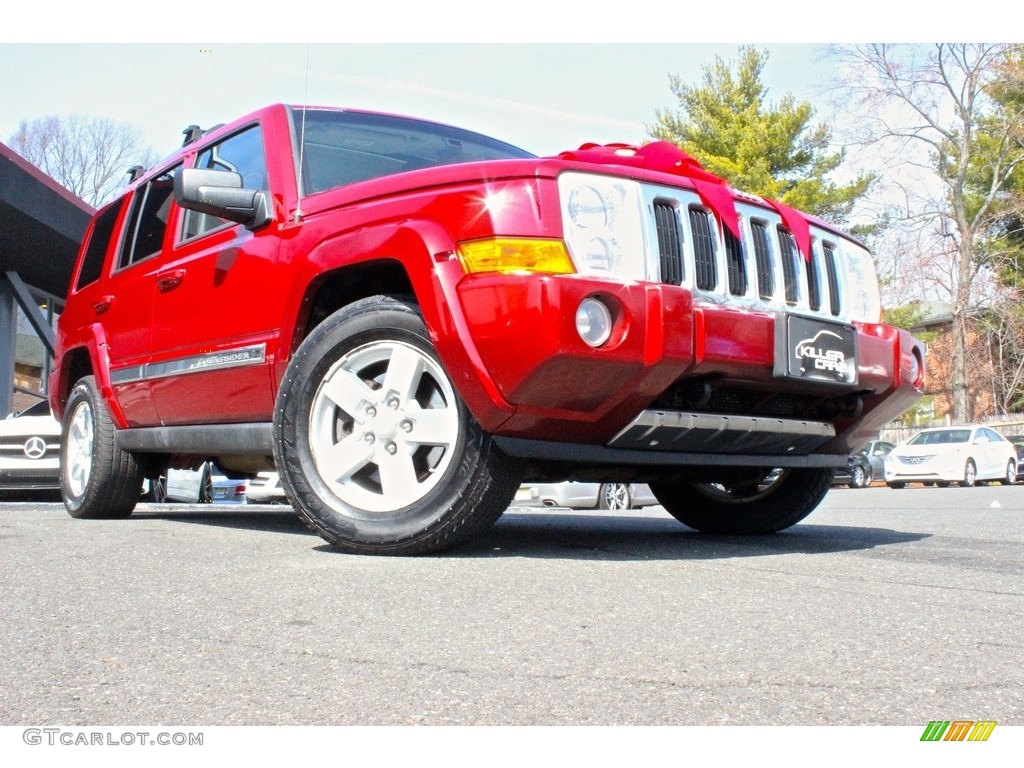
top-left (454, 274), bottom-right (924, 457)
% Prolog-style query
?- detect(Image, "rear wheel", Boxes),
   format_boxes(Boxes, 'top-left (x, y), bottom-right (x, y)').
top-left (598, 482), bottom-right (632, 511)
top-left (650, 467), bottom-right (832, 535)
top-left (60, 376), bottom-right (142, 519)
top-left (143, 476), bottom-right (168, 503)
top-left (1001, 460), bottom-right (1016, 486)
top-left (850, 463), bottom-right (871, 489)
top-left (273, 296), bottom-right (523, 555)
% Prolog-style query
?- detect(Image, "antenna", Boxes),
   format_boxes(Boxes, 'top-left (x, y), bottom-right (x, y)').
top-left (295, 45), bottom-right (310, 223)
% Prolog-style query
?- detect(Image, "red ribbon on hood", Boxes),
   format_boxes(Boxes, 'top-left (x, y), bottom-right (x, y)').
top-left (556, 141), bottom-right (812, 262)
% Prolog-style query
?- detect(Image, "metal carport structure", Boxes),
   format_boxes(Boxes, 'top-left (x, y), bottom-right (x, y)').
top-left (0, 141), bottom-right (93, 416)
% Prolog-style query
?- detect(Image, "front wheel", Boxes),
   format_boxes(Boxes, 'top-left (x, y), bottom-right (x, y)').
top-left (1001, 460), bottom-right (1016, 486)
top-left (650, 467), bottom-right (833, 535)
top-left (60, 376), bottom-right (142, 519)
top-left (273, 296), bottom-right (523, 555)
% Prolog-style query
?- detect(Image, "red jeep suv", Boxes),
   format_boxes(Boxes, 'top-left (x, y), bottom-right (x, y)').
top-left (50, 104), bottom-right (925, 554)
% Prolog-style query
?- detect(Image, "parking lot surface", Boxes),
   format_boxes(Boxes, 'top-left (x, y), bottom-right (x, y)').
top-left (1, 486), bottom-right (1021, 726)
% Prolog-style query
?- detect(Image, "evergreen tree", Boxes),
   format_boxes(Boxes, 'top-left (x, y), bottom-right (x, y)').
top-left (648, 46), bottom-right (871, 225)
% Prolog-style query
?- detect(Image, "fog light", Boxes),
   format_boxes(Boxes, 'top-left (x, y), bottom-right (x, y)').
top-left (576, 298), bottom-right (612, 347)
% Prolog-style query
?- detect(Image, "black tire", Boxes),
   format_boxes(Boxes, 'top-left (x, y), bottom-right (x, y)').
top-left (649, 467), bottom-right (832, 535)
top-left (198, 463), bottom-right (214, 503)
top-left (849, 462), bottom-right (871, 489)
top-left (1001, 460), bottom-right (1016, 486)
top-left (60, 375), bottom-right (142, 519)
top-left (936, 481), bottom-right (950, 488)
top-left (273, 296), bottom-right (523, 555)
top-left (887, 482), bottom-right (906, 489)
top-left (960, 459), bottom-right (977, 488)
top-left (598, 482), bottom-right (632, 511)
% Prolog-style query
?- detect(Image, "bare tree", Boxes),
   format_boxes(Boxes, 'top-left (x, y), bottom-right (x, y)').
top-left (831, 43), bottom-right (1024, 423)
top-left (7, 114), bottom-right (156, 207)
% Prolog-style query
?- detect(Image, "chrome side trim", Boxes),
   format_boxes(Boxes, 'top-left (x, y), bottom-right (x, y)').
top-left (110, 343), bottom-right (266, 384)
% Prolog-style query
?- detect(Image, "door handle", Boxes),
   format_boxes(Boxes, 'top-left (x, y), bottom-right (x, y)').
top-left (93, 295), bottom-right (115, 314)
top-left (156, 269), bottom-right (186, 292)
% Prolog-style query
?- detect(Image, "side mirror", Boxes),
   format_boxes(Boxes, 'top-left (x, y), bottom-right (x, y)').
top-left (174, 168), bottom-right (272, 231)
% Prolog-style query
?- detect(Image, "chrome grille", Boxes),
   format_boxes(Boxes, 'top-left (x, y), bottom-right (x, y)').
top-left (898, 455), bottom-right (934, 465)
top-left (643, 183), bottom-right (867, 324)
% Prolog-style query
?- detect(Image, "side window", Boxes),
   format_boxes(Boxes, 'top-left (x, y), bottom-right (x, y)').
top-left (182, 125), bottom-right (267, 242)
top-left (117, 169), bottom-right (177, 269)
top-left (75, 200), bottom-right (123, 290)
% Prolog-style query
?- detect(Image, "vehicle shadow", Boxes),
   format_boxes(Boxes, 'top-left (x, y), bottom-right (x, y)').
top-left (132, 504), bottom-right (314, 536)
top-left (130, 504), bottom-right (929, 562)
top-left (452, 510), bottom-right (929, 561)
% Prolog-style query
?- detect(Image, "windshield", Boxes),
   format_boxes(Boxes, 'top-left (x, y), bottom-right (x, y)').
top-left (290, 108), bottom-right (535, 195)
top-left (908, 429), bottom-right (971, 445)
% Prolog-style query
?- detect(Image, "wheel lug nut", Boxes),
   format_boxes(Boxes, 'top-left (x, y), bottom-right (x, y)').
top-left (366, 406), bottom-right (377, 418)
top-left (400, 420), bottom-right (413, 433)
top-left (386, 442), bottom-right (398, 455)
top-left (364, 433), bottom-right (375, 444)
top-left (387, 398), bottom-right (400, 410)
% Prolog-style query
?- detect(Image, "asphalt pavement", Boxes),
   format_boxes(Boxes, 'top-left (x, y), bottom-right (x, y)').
top-left (1, 485), bottom-right (1022, 726)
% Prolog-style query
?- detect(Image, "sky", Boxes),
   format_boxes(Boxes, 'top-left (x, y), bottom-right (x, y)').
top-left (0, 42), bottom-right (837, 163)
top-left (1, 0), bottom-right (994, 166)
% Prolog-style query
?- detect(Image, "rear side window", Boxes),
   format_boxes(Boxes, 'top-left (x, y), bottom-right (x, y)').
top-left (118, 169), bottom-right (177, 269)
top-left (75, 201), bottom-right (122, 290)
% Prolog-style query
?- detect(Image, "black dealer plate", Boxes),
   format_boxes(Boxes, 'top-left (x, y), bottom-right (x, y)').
top-left (776, 315), bottom-right (858, 386)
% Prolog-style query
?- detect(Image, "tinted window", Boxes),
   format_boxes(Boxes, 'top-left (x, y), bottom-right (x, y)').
top-left (118, 170), bottom-right (177, 269)
top-left (291, 109), bottom-right (534, 195)
top-left (182, 126), bottom-right (267, 241)
top-left (76, 201), bottom-right (122, 289)
top-left (909, 429), bottom-right (971, 445)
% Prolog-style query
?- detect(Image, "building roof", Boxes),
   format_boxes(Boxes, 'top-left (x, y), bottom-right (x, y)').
top-left (0, 141), bottom-right (93, 298)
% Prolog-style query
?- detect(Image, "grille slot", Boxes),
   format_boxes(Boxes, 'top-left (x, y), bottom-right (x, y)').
top-left (806, 249), bottom-right (822, 312)
top-left (724, 226), bottom-right (747, 295)
top-left (750, 219), bottom-right (774, 300)
top-left (654, 200), bottom-right (684, 286)
top-left (778, 228), bottom-right (801, 306)
top-left (823, 241), bottom-right (841, 317)
top-left (689, 206), bottom-right (718, 291)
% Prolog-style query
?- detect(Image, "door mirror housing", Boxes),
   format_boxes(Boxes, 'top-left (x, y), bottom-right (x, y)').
top-left (174, 168), bottom-right (271, 231)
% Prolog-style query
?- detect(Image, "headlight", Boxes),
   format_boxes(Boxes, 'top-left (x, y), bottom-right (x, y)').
top-left (559, 172), bottom-right (646, 280)
top-left (843, 243), bottom-right (882, 323)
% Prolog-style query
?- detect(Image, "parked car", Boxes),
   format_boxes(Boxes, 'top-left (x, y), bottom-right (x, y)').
top-left (143, 462), bottom-right (248, 504)
top-left (832, 440), bottom-right (895, 488)
top-left (517, 482), bottom-right (658, 511)
top-left (884, 426), bottom-right (1017, 488)
top-left (0, 400), bottom-right (61, 494)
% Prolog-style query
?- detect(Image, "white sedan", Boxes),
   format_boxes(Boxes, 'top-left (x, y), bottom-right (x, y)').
top-left (884, 425), bottom-right (1017, 488)
top-left (515, 482), bottom-right (658, 511)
